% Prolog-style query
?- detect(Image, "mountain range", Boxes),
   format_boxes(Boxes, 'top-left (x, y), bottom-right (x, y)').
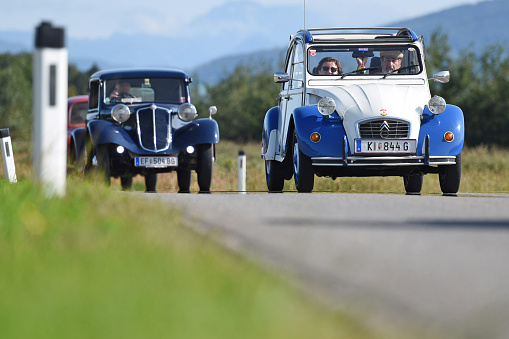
top-left (0, 0), bottom-right (507, 84)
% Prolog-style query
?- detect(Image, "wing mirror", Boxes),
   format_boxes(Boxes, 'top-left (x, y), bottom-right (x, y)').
top-left (274, 72), bottom-right (291, 83)
top-left (432, 71), bottom-right (450, 83)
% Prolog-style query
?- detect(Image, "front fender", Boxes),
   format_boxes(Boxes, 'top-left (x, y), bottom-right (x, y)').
top-left (71, 127), bottom-right (87, 164)
top-left (418, 104), bottom-right (464, 156)
top-left (293, 106), bottom-right (347, 158)
top-left (172, 118), bottom-right (220, 149)
top-left (87, 120), bottom-right (139, 152)
top-left (262, 106), bottom-right (280, 160)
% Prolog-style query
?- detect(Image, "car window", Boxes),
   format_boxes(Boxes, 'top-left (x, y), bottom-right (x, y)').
top-left (291, 42), bottom-right (304, 89)
top-left (308, 45), bottom-right (422, 76)
top-left (89, 80), bottom-right (100, 110)
top-left (69, 101), bottom-right (88, 124)
top-left (104, 77), bottom-right (187, 104)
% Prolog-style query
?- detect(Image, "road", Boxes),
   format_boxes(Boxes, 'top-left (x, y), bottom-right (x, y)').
top-left (146, 192), bottom-right (509, 339)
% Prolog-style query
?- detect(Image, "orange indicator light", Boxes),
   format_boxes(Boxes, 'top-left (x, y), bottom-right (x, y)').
top-left (444, 131), bottom-right (454, 142)
top-left (310, 132), bottom-right (321, 143)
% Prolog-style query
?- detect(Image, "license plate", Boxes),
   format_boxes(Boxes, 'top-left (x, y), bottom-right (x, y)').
top-left (134, 156), bottom-right (178, 167)
top-left (355, 139), bottom-right (416, 154)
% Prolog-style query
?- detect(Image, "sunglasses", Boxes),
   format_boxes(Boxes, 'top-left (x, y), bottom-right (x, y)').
top-left (321, 66), bottom-right (338, 72)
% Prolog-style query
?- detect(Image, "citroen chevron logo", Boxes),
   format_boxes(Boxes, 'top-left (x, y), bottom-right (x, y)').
top-left (380, 121), bottom-right (390, 138)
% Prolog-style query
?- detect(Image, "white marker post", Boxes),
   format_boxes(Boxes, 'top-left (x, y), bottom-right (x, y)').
top-left (1, 128), bottom-right (17, 183)
top-left (237, 150), bottom-right (246, 194)
top-left (32, 22), bottom-right (68, 197)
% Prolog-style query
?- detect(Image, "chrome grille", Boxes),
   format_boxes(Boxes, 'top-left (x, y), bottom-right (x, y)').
top-left (136, 105), bottom-right (171, 152)
top-left (358, 119), bottom-right (409, 139)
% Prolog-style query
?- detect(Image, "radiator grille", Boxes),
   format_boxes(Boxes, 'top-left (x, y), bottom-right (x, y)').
top-left (358, 119), bottom-right (409, 139)
top-left (136, 105), bottom-right (171, 151)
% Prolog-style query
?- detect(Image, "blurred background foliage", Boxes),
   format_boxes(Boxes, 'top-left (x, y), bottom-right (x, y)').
top-left (1, 29), bottom-right (508, 148)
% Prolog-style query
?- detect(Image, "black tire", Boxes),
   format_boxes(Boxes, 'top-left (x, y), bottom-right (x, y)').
top-left (177, 168), bottom-right (192, 193)
top-left (265, 160), bottom-right (285, 192)
top-left (439, 153), bottom-right (462, 194)
top-left (95, 144), bottom-right (111, 186)
top-left (403, 174), bottom-right (423, 195)
top-left (293, 132), bottom-right (314, 193)
top-left (197, 144), bottom-right (213, 193)
top-left (145, 173), bottom-right (158, 192)
top-left (120, 176), bottom-right (133, 190)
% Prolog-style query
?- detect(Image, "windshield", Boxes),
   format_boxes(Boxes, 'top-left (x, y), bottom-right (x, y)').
top-left (104, 77), bottom-right (187, 104)
top-left (308, 45), bottom-right (422, 76)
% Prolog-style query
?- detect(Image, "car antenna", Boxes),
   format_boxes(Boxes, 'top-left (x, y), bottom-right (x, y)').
top-left (303, 0), bottom-right (306, 32)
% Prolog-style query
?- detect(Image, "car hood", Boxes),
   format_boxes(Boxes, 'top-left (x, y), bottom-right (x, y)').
top-left (310, 83), bottom-right (431, 143)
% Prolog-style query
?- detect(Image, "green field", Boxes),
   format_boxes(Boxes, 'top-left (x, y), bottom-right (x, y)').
top-left (1, 141), bottom-right (508, 339)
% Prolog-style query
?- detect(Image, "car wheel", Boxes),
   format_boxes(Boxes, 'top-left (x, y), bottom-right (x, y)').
top-left (177, 168), bottom-right (192, 193)
top-left (145, 173), bottom-right (157, 193)
top-left (293, 132), bottom-right (314, 193)
top-left (403, 174), bottom-right (423, 195)
top-left (120, 176), bottom-right (133, 190)
top-left (95, 144), bottom-right (111, 185)
top-left (265, 160), bottom-right (285, 192)
top-left (439, 153), bottom-right (462, 195)
top-left (197, 143), bottom-right (213, 193)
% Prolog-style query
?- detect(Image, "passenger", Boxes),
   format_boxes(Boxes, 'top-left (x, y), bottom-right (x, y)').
top-left (316, 57), bottom-right (342, 75)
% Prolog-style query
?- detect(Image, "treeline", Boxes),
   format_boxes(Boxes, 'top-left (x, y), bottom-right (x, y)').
top-left (1, 30), bottom-right (508, 147)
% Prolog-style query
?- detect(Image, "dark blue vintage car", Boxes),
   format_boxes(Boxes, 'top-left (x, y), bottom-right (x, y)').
top-left (69, 68), bottom-right (219, 192)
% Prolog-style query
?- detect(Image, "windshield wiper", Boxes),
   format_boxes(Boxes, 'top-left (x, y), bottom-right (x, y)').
top-left (383, 65), bottom-right (420, 78)
top-left (340, 67), bottom-right (380, 79)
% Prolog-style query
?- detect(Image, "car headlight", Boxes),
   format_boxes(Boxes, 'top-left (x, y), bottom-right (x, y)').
top-left (111, 104), bottom-right (131, 123)
top-left (317, 97), bottom-right (336, 116)
top-left (178, 103), bottom-right (198, 122)
top-left (428, 95), bottom-right (446, 115)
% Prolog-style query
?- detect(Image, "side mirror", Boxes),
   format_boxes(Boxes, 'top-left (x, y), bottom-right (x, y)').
top-left (208, 106), bottom-right (217, 119)
top-left (432, 71), bottom-right (450, 83)
top-left (274, 72), bottom-right (290, 83)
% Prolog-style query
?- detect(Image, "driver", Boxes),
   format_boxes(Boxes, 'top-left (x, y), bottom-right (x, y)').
top-left (380, 50), bottom-right (403, 74)
top-left (110, 81), bottom-right (132, 101)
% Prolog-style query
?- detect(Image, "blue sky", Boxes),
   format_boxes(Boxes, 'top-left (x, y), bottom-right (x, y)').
top-left (0, 0), bottom-right (488, 40)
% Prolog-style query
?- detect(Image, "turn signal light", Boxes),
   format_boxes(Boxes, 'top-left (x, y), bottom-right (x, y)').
top-left (310, 132), bottom-right (321, 143)
top-left (444, 131), bottom-right (454, 142)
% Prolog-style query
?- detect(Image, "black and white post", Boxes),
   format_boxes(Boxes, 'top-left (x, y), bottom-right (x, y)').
top-left (237, 150), bottom-right (246, 194)
top-left (1, 128), bottom-right (17, 183)
top-left (32, 22), bottom-right (68, 196)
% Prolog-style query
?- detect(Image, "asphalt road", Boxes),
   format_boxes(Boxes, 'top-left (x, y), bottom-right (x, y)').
top-left (147, 192), bottom-right (509, 339)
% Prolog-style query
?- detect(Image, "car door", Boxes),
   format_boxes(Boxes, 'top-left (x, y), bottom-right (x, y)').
top-left (279, 39), bottom-right (304, 158)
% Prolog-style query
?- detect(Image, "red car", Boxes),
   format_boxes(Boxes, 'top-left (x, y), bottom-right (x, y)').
top-left (67, 95), bottom-right (88, 152)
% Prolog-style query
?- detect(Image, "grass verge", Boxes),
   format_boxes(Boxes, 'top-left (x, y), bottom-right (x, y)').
top-left (0, 179), bottom-right (379, 339)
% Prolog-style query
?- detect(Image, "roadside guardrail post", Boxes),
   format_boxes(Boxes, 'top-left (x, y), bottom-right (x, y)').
top-left (0, 128), bottom-right (17, 183)
top-left (237, 150), bottom-right (246, 194)
top-left (32, 21), bottom-right (68, 196)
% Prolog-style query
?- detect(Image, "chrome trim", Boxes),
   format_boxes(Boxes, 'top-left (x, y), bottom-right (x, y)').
top-left (136, 104), bottom-right (172, 152)
top-left (311, 155), bottom-right (457, 167)
top-left (356, 117), bottom-right (410, 139)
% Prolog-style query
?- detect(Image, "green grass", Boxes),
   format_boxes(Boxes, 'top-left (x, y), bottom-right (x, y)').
top-left (0, 179), bottom-right (378, 339)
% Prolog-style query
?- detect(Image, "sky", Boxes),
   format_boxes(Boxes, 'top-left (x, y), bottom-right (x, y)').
top-left (0, 0), bottom-right (489, 40)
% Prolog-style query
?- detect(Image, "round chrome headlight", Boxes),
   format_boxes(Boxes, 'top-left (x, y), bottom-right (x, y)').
top-left (317, 97), bottom-right (336, 116)
top-left (428, 95), bottom-right (447, 115)
top-left (111, 104), bottom-right (131, 123)
top-left (178, 103), bottom-right (198, 122)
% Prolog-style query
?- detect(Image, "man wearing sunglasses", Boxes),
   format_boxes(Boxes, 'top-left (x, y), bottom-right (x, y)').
top-left (317, 57), bottom-right (342, 75)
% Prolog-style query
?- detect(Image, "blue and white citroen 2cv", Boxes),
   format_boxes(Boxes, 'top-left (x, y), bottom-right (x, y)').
top-left (262, 28), bottom-right (464, 194)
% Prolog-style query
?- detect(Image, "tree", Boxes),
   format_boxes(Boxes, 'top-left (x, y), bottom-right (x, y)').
top-left (193, 63), bottom-right (280, 142)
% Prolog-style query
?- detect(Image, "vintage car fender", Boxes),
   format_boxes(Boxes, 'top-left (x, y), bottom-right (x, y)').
top-left (418, 104), bottom-right (464, 157)
top-left (70, 127), bottom-right (87, 162)
top-left (262, 106), bottom-right (280, 160)
top-left (293, 106), bottom-right (347, 158)
top-left (172, 118), bottom-right (220, 149)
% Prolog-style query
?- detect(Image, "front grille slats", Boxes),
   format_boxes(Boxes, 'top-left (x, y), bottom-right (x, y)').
top-left (358, 119), bottom-right (409, 139)
top-left (136, 105), bottom-right (171, 152)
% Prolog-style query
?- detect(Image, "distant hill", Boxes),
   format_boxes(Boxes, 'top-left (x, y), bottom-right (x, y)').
top-left (0, 0), bottom-right (506, 84)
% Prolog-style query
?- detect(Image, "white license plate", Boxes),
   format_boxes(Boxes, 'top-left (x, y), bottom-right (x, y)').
top-left (134, 156), bottom-right (178, 167)
top-left (355, 139), bottom-right (416, 154)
